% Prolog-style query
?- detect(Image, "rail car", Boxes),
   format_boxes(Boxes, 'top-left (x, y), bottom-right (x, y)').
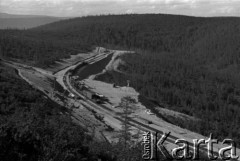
top-left (81, 89), bottom-right (105, 104)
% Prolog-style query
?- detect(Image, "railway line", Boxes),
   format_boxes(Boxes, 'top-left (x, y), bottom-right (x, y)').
top-left (6, 48), bottom-right (237, 160)
top-left (3, 48), bottom-right (239, 159)
top-left (65, 76), bottom-right (222, 158)
top-left (62, 52), bottom-right (230, 159)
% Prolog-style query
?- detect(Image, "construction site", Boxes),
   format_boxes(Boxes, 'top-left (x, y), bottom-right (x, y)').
top-left (2, 47), bottom-right (239, 159)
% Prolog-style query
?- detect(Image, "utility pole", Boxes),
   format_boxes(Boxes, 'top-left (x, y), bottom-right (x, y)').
top-left (127, 80), bottom-right (130, 87)
top-left (52, 78), bottom-right (56, 98)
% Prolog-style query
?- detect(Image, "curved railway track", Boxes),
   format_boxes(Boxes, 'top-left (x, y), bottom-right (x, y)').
top-left (62, 52), bottom-right (227, 159)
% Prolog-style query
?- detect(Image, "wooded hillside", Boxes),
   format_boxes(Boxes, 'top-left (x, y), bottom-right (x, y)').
top-left (0, 14), bottom-right (240, 148)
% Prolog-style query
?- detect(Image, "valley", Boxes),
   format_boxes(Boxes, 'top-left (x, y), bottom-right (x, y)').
top-left (2, 46), bottom-right (239, 160)
top-left (1, 13), bottom-right (240, 160)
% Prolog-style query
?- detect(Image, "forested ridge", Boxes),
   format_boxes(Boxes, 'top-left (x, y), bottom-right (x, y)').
top-left (0, 63), bottom-right (113, 160)
top-left (0, 63), bottom-right (146, 160)
top-left (0, 30), bottom-right (91, 67)
top-left (0, 13), bottom-right (240, 157)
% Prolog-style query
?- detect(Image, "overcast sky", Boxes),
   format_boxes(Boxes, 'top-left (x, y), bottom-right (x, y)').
top-left (0, 0), bottom-right (240, 17)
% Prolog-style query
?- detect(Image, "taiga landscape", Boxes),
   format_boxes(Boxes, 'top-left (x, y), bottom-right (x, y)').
top-left (0, 1), bottom-right (240, 160)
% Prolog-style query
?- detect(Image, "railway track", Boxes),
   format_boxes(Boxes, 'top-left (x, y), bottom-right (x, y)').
top-left (65, 76), bottom-right (220, 158)
top-left (62, 50), bottom-right (239, 160)
top-left (3, 48), bottom-right (239, 159)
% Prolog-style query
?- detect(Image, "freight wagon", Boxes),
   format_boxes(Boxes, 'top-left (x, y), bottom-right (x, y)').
top-left (81, 89), bottom-right (105, 104)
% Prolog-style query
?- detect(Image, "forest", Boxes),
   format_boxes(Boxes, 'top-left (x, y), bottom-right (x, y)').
top-left (0, 63), bottom-right (106, 160)
top-left (0, 14), bottom-right (240, 159)
top-left (0, 63), bottom-right (144, 160)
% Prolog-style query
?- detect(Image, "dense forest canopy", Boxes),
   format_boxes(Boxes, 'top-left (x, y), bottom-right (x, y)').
top-left (0, 63), bottom-right (144, 161)
top-left (0, 64), bottom-right (117, 160)
top-left (0, 14), bottom-right (240, 155)
top-left (1, 14), bottom-right (240, 66)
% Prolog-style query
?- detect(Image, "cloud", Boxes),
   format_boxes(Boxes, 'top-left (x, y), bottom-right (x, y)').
top-left (126, 9), bottom-right (133, 14)
top-left (0, 0), bottom-right (240, 17)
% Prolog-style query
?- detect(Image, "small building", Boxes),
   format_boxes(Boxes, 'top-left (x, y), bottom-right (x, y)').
top-left (81, 89), bottom-right (105, 104)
